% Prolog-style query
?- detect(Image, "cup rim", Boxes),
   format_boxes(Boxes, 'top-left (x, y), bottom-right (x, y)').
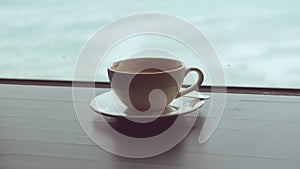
top-left (108, 57), bottom-right (185, 75)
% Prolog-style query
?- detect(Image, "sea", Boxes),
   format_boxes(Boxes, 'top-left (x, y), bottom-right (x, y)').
top-left (0, 0), bottom-right (299, 88)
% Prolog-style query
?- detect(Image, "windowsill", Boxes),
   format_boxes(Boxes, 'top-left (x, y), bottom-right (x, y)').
top-left (1, 79), bottom-right (300, 168)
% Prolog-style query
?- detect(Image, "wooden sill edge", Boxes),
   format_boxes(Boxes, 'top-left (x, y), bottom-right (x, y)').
top-left (0, 78), bottom-right (299, 96)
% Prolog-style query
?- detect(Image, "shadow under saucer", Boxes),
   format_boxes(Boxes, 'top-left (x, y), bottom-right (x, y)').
top-left (103, 115), bottom-right (178, 138)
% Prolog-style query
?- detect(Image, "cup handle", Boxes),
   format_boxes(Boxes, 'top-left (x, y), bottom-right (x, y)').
top-left (176, 67), bottom-right (204, 98)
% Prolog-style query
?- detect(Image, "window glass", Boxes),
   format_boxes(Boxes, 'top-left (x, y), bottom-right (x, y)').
top-left (1, 0), bottom-right (299, 88)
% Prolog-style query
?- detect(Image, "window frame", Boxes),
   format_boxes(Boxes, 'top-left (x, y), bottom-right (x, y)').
top-left (1, 78), bottom-right (299, 96)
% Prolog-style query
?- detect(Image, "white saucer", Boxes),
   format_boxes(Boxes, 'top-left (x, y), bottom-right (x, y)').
top-left (90, 91), bottom-right (205, 118)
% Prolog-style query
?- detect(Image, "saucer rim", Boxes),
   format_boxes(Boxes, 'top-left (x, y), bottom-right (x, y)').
top-left (90, 91), bottom-right (205, 118)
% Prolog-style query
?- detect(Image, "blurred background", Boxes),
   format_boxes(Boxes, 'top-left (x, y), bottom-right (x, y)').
top-left (0, 0), bottom-right (299, 88)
